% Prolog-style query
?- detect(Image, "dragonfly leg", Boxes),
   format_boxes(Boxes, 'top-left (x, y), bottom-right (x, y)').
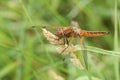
top-left (66, 38), bottom-right (69, 44)
top-left (55, 37), bottom-right (69, 45)
top-left (79, 37), bottom-right (85, 51)
top-left (63, 37), bottom-right (66, 45)
top-left (60, 34), bottom-right (74, 54)
top-left (63, 37), bottom-right (69, 45)
top-left (60, 44), bottom-right (69, 54)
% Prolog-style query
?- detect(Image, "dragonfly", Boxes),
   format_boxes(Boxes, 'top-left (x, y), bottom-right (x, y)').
top-left (32, 21), bottom-right (109, 69)
top-left (34, 21), bottom-right (109, 53)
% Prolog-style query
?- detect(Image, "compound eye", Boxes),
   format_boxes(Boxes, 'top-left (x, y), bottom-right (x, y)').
top-left (55, 29), bottom-right (63, 37)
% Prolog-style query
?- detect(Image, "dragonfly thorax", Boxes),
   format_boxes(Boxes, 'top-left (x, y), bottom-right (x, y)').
top-left (72, 26), bottom-right (80, 35)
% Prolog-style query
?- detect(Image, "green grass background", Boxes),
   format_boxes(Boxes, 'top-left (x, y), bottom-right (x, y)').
top-left (0, 0), bottom-right (120, 80)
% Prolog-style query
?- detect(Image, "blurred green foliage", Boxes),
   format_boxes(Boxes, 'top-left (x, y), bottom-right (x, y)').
top-left (0, 0), bottom-right (119, 80)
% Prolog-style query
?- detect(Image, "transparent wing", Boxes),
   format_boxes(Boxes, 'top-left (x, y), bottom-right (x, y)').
top-left (32, 26), bottom-right (68, 30)
top-left (71, 21), bottom-right (80, 28)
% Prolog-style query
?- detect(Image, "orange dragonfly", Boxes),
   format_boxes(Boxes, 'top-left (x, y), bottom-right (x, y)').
top-left (32, 21), bottom-right (109, 69)
top-left (33, 21), bottom-right (109, 53)
top-left (35, 21), bottom-right (109, 53)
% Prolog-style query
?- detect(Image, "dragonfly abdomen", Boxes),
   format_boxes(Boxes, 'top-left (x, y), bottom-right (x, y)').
top-left (80, 30), bottom-right (109, 37)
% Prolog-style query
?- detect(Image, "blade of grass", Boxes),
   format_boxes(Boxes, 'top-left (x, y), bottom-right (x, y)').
top-left (86, 46), bottom-right (120, 56)
top-left (114, 0), bottom-right (119, 80)
top-left (76, 51), bottom-right (92, 80)
top-left (19, 0), bottom-right (33, 25)
top-left (0, 62), bottom-right (19, 78)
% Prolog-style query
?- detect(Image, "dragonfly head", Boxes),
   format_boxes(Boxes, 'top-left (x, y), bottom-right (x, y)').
top-left (55, 29), bottom-right (64, 38)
